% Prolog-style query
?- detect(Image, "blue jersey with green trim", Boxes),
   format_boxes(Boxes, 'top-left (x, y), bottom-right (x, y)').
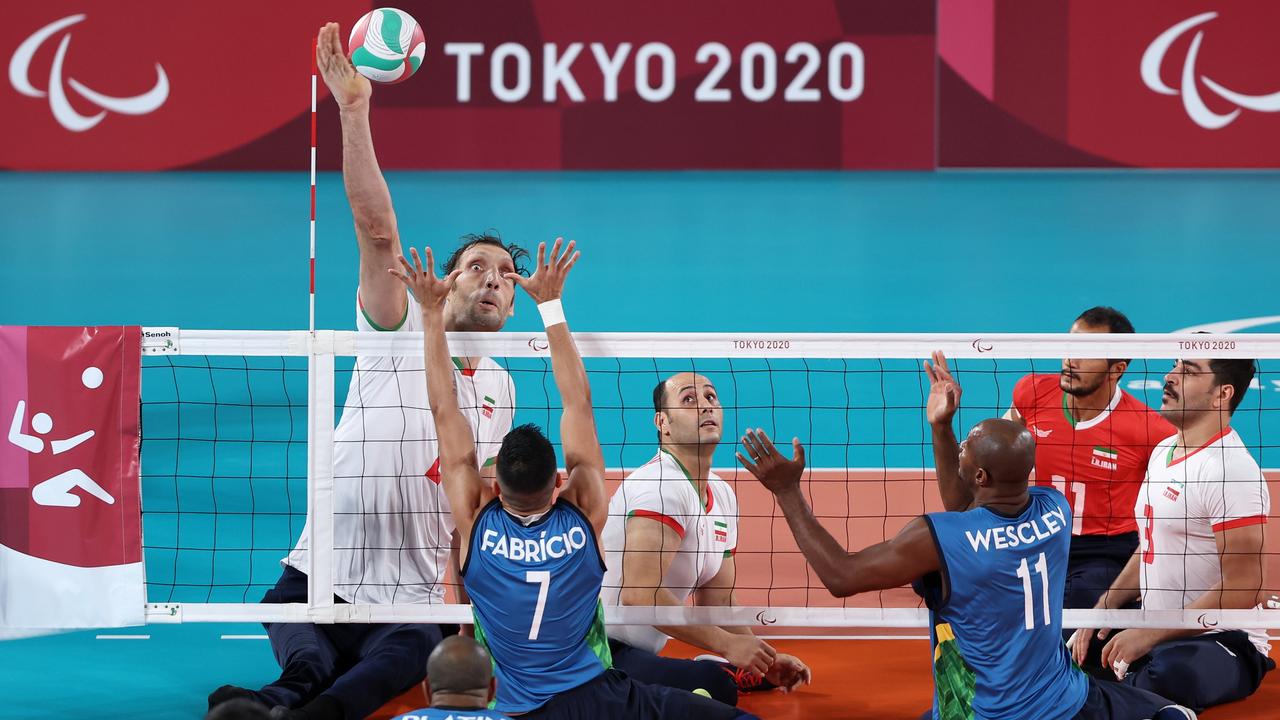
top-left (914, 486), bottom-right (1087, 720)
top-left (462, 499), bottom-right (611, 713)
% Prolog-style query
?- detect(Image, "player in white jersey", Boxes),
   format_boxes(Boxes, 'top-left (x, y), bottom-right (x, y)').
top-left (209, 25), bottom-right (524, 720)
top-left (600, 373), bottom-right (810, 706)
top-left (1072, 356), bottom-right (1275, 712)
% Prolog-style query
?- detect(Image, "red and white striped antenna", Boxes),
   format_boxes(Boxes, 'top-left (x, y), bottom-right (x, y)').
top-left (309, 36), bottom-right (318, 333)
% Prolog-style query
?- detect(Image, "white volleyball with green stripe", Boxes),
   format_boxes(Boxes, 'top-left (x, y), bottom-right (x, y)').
top-left (347, 7), bottom-right (426, 84)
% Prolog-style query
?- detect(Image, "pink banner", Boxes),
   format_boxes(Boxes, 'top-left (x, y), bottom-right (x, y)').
top-left (1, 1), bottom-right (936, 170)
top-left (940, 0), bottom-right (1280, 167)
top-left (0, 326), bottom-right (142, 629)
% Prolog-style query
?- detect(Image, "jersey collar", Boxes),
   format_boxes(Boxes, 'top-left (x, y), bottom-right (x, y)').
top-left (1166, 426), bottom-right (1233, 467)
top-left (1062, 383), bottom-right (1122, 431)
top-left (659, 448), bottom-right (713, 513)
top-left (451, 356), bottom-right (478, 377)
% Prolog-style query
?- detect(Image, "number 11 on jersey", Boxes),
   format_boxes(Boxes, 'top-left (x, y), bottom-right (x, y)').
top-left (1016, 552), bottom-right (1051, 630)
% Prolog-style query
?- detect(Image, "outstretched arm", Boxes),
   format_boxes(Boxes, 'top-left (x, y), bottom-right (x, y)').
top-left (389, 248), bottom-right (483, 549)
top-left (317, 23), bottom-right (405, 329)
top-left (924, 351), bottom-right (973, 511)
top-left (505, 240), bottom-right (608, 532)
top-left (738, 430), bottom-right (940, 597)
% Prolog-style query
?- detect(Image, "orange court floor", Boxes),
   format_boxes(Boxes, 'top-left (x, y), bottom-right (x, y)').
top-left (371, 638), bottom-right (1280, 719)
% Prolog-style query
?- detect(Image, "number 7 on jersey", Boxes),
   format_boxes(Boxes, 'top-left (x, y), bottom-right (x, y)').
top-left (526, 570), bottom-right (551, 640)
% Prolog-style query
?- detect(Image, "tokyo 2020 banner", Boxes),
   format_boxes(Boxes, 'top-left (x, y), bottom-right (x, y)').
top-left (2, 1), bottom-right (1277, 170)
top-left (939, 0), bottom-right (1280, 168)
top-left (0, 0), bottom-right (935, 170)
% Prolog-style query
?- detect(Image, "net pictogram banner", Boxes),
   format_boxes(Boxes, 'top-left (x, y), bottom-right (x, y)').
top-left (0, 326), bottom-right (143, 629)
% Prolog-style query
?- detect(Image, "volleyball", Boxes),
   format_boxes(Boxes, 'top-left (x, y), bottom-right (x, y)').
top-left (347, 8), bottom-right (426, 84)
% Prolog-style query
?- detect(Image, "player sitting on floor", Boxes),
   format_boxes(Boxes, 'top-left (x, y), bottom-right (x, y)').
top-left (600, 372), bottom-right (810, 706)
top-left (734, 351), bottom-right (1197, 720)
top-left (393, 238), bottom-right (758, 719)
top-left (1004, 307), bottom-right (1174, 617)
top-left (1071, 356), bottom-right (1274, 712)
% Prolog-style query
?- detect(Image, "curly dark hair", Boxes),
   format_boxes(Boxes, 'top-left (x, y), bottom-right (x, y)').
top-left (441, 232), bottom-right (530, 277)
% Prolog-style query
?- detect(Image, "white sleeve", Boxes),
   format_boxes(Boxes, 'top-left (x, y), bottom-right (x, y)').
top-left (618, 478), bottom-right (691, 540)
top-left (354, 289), bottom-right (416, 332)
top-left (1200, 450), bottom-right (1269, 533)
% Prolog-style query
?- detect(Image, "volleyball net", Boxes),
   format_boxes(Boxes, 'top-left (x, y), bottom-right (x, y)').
top-left (138, 330), bottom-right (1280, 630)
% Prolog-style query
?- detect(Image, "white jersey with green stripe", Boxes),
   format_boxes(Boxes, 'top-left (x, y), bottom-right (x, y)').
top-left (600, 449), bottom-right (739, 653)
top-left (1137, 427), bottom-right (1271, 656)
top-left (284, 289), bottom-right (515, 604)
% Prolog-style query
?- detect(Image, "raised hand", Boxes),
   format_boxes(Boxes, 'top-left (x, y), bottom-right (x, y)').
top-left (923, 350), bottom-right (962, 426)
top-left (388, 247), bottom-right (461, 312)
top-left (737, 429), bottom-right (807, 496)
top-left (316, 22), bottom-right (372, 109)
top-left (505, 238), bottom-right (579, 304)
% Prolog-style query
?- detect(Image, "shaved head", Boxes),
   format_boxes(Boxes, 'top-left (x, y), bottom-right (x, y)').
top-left (427, 635), bottom-right (493, 697)
top-left (961, 419), bottom-right (1036, 488)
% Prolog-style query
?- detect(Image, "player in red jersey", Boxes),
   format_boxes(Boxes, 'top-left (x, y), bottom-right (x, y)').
top-left (1003, 307), bottom-right (1176, 612)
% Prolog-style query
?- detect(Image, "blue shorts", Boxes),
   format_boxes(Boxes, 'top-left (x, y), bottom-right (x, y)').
top-left (1121, 630), bottom-right (1275, 712)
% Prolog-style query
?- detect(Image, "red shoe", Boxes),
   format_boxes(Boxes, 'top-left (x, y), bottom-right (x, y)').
top-left (693, 654), bottom-right (779, 693)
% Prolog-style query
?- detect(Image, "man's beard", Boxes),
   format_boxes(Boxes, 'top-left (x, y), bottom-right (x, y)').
top-left (1060, 372), bottom-right (1105, 397)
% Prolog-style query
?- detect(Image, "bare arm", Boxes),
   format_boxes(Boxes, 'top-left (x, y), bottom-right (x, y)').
top-left (619, 520), bottom-right (775, 675)
top-left (695, 555), bottom-right (812, 691)
top-left (389, 248), bottom-right (482, 556)
top-left (924, 351), bottom-right (973, 511)
top-left (739, 430), bottom-right (940, 597)
top-left (505, 240), bottom-right (608, 532)
top-left (316, 23), bottom-right (405, 329)
top-left (1083, 524), bottom-right (1266, 668)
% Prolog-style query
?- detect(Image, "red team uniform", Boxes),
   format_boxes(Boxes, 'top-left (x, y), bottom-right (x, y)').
top-left (1012, 374), bottom-right (1176, 608)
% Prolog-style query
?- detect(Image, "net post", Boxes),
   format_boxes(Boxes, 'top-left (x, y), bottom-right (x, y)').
top-left (306, 330), bottom-right (337, 622)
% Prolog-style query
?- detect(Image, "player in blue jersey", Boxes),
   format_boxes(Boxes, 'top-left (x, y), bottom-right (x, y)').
top-left (734, 351), bottom-right (1199, 720)
top-left (391, 636), bottom-right (509, 720)
top-left (392, 239), bottom-right (757, 720)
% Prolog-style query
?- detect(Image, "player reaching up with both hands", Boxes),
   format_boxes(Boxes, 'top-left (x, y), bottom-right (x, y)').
top-left (391, 239), bottom-right (759, 720)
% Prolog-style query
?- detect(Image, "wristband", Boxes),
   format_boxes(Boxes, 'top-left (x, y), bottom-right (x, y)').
top-left (537, 299), bottom-right (566, 327)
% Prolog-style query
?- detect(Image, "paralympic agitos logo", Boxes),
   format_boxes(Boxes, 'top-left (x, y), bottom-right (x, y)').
top-left (9, 14), bottom-right (168, 132)
top-left (1142, 12), bottom-right (1280, 130)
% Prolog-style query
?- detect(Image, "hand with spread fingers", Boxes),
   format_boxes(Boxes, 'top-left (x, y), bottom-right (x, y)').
top-left (505, 237), bottom-right (579, 304)
top-left (387, 247), bottom-right (461, 313)
top-left (737, 428), bottom-right (807, 495)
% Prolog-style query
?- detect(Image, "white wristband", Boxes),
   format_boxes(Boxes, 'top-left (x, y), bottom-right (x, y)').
top-left (537, 299), bottom-right (566, 327)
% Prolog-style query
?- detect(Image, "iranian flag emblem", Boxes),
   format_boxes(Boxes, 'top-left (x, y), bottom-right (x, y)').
top-left (481, 395), bottom-right (495, 419)
top-left (713, 519), bottom-right (728, 543)
top-left (1092, 446), bottom-right (1118, 471)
